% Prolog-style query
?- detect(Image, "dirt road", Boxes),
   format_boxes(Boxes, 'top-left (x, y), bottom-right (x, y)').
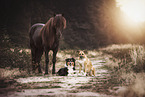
top-left (0, 51), bottom-right (118, 97)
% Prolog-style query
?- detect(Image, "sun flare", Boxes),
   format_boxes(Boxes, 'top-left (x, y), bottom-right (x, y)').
top-left (116, 0), bottom-right (145, 23)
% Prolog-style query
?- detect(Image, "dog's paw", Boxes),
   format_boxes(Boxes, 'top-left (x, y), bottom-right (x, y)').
top-left (84, 72), bottom-right (87, 76)
top-left (68, 74), bottom-right (73, 76)
top-left (77, 73), bottom-right (82, 76)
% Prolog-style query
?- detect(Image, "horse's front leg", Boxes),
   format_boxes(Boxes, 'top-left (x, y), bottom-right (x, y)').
top-left (45, 50), bottom-right (49, 74)
top-left (52, 49), bottom-right (58, 74)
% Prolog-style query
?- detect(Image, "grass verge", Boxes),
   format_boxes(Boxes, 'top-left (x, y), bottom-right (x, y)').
top-left (101, 44), bottom-right (145, 96)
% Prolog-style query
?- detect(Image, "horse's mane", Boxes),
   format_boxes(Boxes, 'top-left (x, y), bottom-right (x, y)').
top-left (41, 15), bottom-right (66, 37)
top-left (40, 15), bottom-right (66, 47)
top-left (53, 14), bottom-right (66, 29)
top-left (46, 15), bottom-right (66, 30)
top-left (46, 17), bottom-right (54, 29)
top-left (39, 18), bottom-right (53, 37)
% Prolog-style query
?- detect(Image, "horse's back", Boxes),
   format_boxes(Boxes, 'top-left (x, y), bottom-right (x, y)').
top-left (30, 23), bottom-right (45, 29)
top-left (29, 23), bottom-right (45, 48)
top-left (29, 23), bottom-right (45, 36)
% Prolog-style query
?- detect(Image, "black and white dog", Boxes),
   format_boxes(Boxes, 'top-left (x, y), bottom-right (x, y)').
top-left (57, 58), bottom-right (76, 76)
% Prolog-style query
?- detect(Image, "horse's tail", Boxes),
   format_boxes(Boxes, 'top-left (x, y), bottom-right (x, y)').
top-left (29, 24), bottom-right (35, 48)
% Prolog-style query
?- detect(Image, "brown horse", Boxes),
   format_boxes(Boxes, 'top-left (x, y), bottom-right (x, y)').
top-left (29, 14), bottom-right (66, 74)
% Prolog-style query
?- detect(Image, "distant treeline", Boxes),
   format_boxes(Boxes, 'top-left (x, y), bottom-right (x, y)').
top-left (1, 0), bottom-right (145, 49)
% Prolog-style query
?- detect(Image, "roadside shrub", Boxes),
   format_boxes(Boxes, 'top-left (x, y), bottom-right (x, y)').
top-left (130, 46), bottom-right (145, 72)
top-left (118, 73), bottom-right (145, 97)
top-left (0, 47), bottom-right (31, 73)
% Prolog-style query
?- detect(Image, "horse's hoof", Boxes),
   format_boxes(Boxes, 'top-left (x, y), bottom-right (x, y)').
top-left (44, 72), bottom-right (48, 75)
top-left (38, 70), bottom-right (42, 73)
top-left (52, 72), bottom-right (55, 74)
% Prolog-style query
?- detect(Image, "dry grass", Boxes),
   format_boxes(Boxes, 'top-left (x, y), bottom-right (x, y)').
top-left (130, 46), bottom-right (145, 72)
top-left (101, 44), bottom-right (145, 97)
top-left (117, 73), bottom-right (145, 97)
top-left (0, 47), bottom-right (32, 79)
top-left (0, 68), bottom-right (28, 79)
top-left (1, 43), bottom-right (145, 96)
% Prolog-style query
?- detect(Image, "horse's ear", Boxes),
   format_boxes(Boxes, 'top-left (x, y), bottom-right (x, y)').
top-left (61, 13), bottom-right (64, 16)
top-left (53, 13), bottom-right (56, 17)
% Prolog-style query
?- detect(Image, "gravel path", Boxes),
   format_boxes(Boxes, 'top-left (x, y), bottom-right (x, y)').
top-left (0, 56), bottom-right (117, 97)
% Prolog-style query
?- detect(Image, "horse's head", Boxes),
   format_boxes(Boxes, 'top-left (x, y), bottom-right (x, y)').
top-left (53, 14), bottom-right (66, 38)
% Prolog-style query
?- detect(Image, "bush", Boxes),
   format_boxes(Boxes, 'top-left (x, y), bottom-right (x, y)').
top-left (130, 46), bottom-right (145, 72)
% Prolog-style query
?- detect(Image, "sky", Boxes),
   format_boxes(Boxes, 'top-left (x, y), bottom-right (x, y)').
top-left (116, 0), bottom-right (145, 23)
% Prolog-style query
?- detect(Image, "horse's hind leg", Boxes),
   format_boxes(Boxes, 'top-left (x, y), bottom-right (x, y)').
top-left (35, 49), bottom-right (43, 73)
top-left (31, 47), bottom-right (37, 73)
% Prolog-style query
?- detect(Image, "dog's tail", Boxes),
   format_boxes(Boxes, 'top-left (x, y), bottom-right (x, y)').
top-left (56, 69), bottom-right (61, 76)
top-left (92, 67), bottom-right (95, 76)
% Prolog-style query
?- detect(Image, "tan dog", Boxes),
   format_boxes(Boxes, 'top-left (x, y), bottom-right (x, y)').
top-left (77, 50), bottom-right (95, 76)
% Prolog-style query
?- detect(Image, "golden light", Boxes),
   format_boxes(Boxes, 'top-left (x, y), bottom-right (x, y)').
top-left (116, 0), bottom-right (145, 23)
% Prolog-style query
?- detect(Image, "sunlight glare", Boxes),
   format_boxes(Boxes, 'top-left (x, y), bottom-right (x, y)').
top-left (116, 0), bottom-right (145, 23)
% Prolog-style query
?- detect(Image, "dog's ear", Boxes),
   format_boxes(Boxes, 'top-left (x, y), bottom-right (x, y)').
top-left (76, 50), bottom-right (80, 54)
top-left (72, 58), bottom-right (76, 61)
top-left (83, 50), bottom-right (88, 54)
top-left (65, 58), bottom-right (69, 61)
